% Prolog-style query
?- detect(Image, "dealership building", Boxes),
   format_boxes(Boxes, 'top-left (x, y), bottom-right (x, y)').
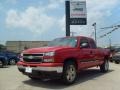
top-left (6, 41), bottom-right (49, 53)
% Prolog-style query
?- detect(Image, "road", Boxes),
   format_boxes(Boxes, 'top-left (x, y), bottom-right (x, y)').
top-left (0, 63), bottom-right (120, 90)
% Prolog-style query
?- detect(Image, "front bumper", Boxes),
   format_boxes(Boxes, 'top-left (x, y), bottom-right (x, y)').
top-left (18, 65), bottom-right (63, 73)
top-left (17, 61), bottom-right (63, 78)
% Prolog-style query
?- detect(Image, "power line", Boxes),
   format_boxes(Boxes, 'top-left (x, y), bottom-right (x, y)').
top-left (99, 25), bottom-right (120, 39)
top-left (100, 25), bottom-right (120, 29)
top-left (98, 20), bottom-right (120, 33)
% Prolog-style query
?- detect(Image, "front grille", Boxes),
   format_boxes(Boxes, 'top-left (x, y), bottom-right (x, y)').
top-left (23, 54), bottom-right (43, 56)
top-left (23, 53), bottom-right (44, 63)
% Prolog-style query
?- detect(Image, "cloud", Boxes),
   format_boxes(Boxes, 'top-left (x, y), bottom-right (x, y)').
top-left (6, 6), bottom-right (56, 34)
top-left (58, 15), bottom-right (65, 31)
top-left (6, 0), bottom-right (120, 38)
top-left (6, 0), bottom-right (17, 4)
top-left (0, 3), bottom-right (3, 11)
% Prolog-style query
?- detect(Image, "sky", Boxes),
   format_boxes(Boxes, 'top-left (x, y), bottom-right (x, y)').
top-left (0, 0), bottom-right (120, 47)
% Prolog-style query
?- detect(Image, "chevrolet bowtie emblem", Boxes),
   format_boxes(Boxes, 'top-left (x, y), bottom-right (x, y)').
top-left (28, 56), bottom-right (34, 59)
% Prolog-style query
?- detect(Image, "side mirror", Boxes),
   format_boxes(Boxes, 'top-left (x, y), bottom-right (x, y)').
top-left (80, 43), bottom-right (89, 48)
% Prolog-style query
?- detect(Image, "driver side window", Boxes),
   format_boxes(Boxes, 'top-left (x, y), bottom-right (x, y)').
top-left (80, 38), bottom-right (90, 48)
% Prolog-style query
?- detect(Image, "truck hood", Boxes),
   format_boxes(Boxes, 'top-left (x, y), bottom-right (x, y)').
top-left (23, 46), bottom-right (72, 53)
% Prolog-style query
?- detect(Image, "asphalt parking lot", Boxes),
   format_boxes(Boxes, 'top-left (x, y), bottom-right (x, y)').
top-left (0, 63), bottom-right (120, 90)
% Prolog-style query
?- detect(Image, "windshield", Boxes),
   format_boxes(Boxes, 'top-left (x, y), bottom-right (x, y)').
top-left (48, 37), bottom-right (77, 47)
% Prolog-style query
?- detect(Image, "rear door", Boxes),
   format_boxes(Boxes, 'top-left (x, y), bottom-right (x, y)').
top-left (88, 39), bottom-right (102, 66)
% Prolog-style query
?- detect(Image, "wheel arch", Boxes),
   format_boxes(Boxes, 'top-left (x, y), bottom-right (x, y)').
top-left (63, 57), bottom-right (78, 70)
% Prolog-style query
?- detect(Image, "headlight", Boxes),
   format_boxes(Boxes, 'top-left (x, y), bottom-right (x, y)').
top-left (20, 53), bottom-right (23, 57)
top-left (19, 53), bottom-right (23, 62)
top-left (44, 52), bottom-right (55, 56)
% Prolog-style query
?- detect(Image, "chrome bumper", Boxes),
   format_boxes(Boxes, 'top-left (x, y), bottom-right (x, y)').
top-left (17, 65), bottom-right (63, 73)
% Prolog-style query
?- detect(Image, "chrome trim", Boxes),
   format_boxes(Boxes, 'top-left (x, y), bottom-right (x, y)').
top-left (18, 65), bottom-right (63, 73)
top-left (23, 53), bottom-right (44, 62)
top-left (23, 56), bottom-right (43, 58)
top-left (23, 53), bottom-right (44, 54)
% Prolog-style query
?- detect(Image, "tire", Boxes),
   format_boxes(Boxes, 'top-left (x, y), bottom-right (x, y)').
top-left (100, 59), bottom-right (109, 73)
top-left (0, 60), bottom-right (3, 68)
top-left (115, 61), bottom-right (120, 64)
top-left (62, 61), bottom-right (77, 85)
top-left (9, 59), bottom-right (16, 65)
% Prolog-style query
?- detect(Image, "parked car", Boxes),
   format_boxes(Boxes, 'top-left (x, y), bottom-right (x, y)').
top-left (110, 48), bottom-right (120, 64)
top-left (17, 36), bottom-right (110, 84)
top-left (0, 51), bottom-right (20, 65)
top-left (0, 56), bottom-right (8, 67)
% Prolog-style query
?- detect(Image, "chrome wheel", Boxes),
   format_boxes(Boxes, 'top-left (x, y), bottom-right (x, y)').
top-left (100, 59), bottom-right (109, 72)
top-left (66, 65), bottom-right (76, 82)
top-left (62, 61), bottom-right (77, 84)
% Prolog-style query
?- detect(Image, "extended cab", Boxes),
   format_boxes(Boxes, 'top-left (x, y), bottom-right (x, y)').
top-left (17, 36), bottom-right (110, 84)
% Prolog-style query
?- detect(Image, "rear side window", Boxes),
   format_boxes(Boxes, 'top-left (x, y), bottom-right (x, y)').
top-left (80, 38), bottom-right (90, 48)
top-left (89, 39), bottom-right (96, 49)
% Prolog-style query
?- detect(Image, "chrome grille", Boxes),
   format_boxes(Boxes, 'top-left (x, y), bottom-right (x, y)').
top-left (23, 53), bottom-right (44, 63)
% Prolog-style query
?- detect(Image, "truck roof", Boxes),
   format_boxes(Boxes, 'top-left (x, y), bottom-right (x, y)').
top-left (65, 36), bottom-right (94, 40)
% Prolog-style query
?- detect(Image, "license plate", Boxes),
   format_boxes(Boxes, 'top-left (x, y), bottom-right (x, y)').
top-left (25, 67), bottom-right (32, 73)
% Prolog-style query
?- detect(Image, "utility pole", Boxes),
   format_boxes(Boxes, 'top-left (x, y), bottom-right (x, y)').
top-left (92, 23), bottom-right (97, 44)
top-left (65, 1), bottom-right (70, 36)
top-left (65, 1), bottom-right (87, 36)
top-left (109, 38), bottom-right (112, 49)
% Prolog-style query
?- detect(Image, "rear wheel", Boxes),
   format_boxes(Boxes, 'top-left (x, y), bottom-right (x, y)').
top-left (62, 61), bottom-right (77, 85)
top-left (109, 59), bottom-right (113, 62)
top-left (100, 59), bottom-right (109, 72)
top-left (115, 61), bottom-right (120, 64)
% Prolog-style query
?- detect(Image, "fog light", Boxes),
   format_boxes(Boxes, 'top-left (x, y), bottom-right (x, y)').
top-left (44, 59), bottom-right (54, 62)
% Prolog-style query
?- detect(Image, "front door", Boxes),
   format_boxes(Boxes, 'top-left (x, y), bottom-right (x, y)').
top-left (78, 38), bottom-right (93, 69)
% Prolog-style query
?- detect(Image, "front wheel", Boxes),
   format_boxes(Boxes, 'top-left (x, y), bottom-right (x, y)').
top-left (62, 61), bottom-right (77, 85)
top-left (100, 59), bottom-right (109, 73)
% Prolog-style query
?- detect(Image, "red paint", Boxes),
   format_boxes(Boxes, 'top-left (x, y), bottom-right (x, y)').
top-left (17, 36), bottom-right (110, 71)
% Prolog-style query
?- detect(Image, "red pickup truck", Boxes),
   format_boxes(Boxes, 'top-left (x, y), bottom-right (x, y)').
top-left (17, 36), bottom-right (110, 84)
